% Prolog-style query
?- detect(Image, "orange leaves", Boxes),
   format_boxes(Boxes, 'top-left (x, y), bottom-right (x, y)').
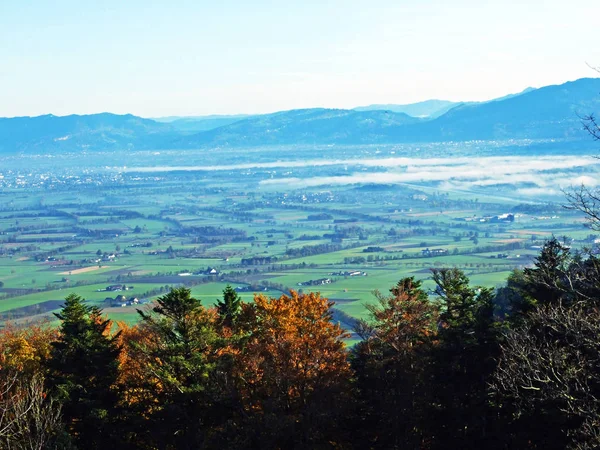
top-left (366, 278), bottom-right (439, 354)
top-left (235, 290), bottom-right (351, 412)
top-left (0, 321), bottom-right (58, 374)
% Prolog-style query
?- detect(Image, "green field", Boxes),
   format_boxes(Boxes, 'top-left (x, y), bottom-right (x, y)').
top-left (0, 147), bottom-right (595, 329)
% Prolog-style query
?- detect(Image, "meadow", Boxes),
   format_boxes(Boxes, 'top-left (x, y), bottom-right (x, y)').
top-left (1, 142), bottom-right (598, 330)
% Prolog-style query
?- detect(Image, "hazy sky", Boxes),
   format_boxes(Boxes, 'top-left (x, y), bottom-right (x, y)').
top-left (1, 0), bottom-right (599, 117)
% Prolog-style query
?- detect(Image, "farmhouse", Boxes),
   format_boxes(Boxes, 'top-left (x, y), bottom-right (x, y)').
top-left (298, 278), bottom-right (332, 287)
top-left (105, 296), bottom-right (140, 307)
top-left (329, 270), bottom-right (368, 277)
top-left (105, 284), bottom-right (128, 292)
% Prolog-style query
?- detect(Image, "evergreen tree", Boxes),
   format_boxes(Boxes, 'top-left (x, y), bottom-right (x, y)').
top-left (429, 268), bottom-right (500, 448)
top-left (217, 284), bottom-right (242, 328)
top-left (134, 287), bottom-right (219, 449)
top-left (522, 237), bottom-right (572, 307)
top-left (46, 294), bottom-right (121, 449)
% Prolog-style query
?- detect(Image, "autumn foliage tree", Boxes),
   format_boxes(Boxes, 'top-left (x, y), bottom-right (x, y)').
top-left (232, 290), bottom-right (352, 448)
top-left (352, 277), bottom-right (439, 449)
top-left (0, 322), bottom-right (66, 449)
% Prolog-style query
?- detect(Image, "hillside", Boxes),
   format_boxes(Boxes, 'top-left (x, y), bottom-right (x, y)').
top-left (0, 113), bottom-right (174, 153)
top-left (409, 78), bottom-right (600, 141)
top-left (153, 114), bottom-right (254, 133)
top-left (179, 78), bottom-right (600, 147)
top-left (352, 87), bottom-right (536, 118)
top-left (0, 78), bottom-right (598, 153)
top-left (173, 108), bottom-right (422, 147)
top-left (353, 99), bottom-right (459, 118)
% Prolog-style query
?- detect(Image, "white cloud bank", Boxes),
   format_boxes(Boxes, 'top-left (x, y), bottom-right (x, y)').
top-left (258, 155), bottom-right (600, 196)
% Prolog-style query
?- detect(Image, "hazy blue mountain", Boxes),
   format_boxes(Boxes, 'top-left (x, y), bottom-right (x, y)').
top-left (487, 86), bottom-right (536, 103)
top-left (405, 78), bottom-right (599, 142)
top-left (173, 108), bottom-right (422, 147)
top-left (354, 99), bottom-right (459, 118)
top-left (153, 114), bottom-right (254, 133)
top-left (180, 78), bottom-right (599, 147)
top-left (0, 113), bottom-right (174, 153)
top-left (353, 87), bottom-right (537, 118)
top-left (0, 78), bottom-right (597, 153)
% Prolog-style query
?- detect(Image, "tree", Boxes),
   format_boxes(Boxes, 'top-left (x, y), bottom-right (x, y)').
top-left (494, 304), bottom-right (600, 449)
top-left (216, 284), bottom-right (242, 328)
top-left (0, 373), bottom-right (68, 450)
top-left (522, 237), bottom-right (573, 306)
top-left (428, 268), bottom-right (499, 448)
top-left (46, 294), bottom-right (121, 449)
top-left (0, 322), bottom-right (68, 449)
top-left (508, 239), bottom-right (600, 314)
top-left (564, 69), bottom-right (600, 229)
top-left (233, 291), bottom-right (352, 448)
top-left (0, 320), bottom-right (58, 376)
top-left (131, 287), bottom-right (220, 448)
top-left (351, 278), bottom-right (439, 448)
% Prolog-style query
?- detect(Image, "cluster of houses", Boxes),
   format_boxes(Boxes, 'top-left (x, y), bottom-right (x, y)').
top-left (462, 213), bottom-right (515, 223)
top-left (297, 278), bottom-right (332, 287)
top-left (104, 295), bottom-right (143, 308)
top-left (96, 284), bottom-right (133, 292)
top-left (329, 270), bottom-right (367, 277)
top-left (92, 253), bottom-right (117, 264)
top-left (177, 268), bottom-right (220, 277)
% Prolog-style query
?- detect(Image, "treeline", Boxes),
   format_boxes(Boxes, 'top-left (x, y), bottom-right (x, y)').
top-left (1, 238), bottom-right (600, 449)
top-left (285, 243), bottom-right (341, 258)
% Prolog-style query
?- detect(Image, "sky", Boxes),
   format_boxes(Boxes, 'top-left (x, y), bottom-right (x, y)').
top-left (1, 0), bottom-right (599, 117)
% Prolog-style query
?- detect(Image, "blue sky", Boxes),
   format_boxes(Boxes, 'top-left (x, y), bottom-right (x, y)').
top-left (1, 0), bottom-right (599, 117)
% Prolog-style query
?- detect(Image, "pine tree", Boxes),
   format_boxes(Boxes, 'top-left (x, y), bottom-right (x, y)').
top-left (216, 284), bottom-right (242, 328)
top-left (429, 268), bottom-right (499, 448)
top-left (522, 237), bottom-right (572, 306)
top-left (47, 294), bottom-right (121, 449)
top-left (134, 287), bottom-right (219, 448)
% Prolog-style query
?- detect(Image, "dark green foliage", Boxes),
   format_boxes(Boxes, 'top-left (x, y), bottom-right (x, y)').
top-left (46, 294), bottom-right (121, 449)
top-left (24, 240), bottom-right (600, 449)
top-left (134, 287), bottom-right (220, 448)
top-left (428, 268), bottom-right (500, 448)
top-left (216, 284), bottom-right (242, 328)
top-left (522, 237), bottom-right (572, 306)
top-left (504, 239), bottom-right (600, 323)
top-left (494, 268), bottom-right (532, 321)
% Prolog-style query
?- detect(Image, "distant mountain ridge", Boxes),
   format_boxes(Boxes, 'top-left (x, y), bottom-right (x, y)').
top-left (0, 113), bottom-right (174, 153)
top-left (178, 78), bottom-right (600, 147)
top-left (353, 100), bottom-right (459, 118)
top-left (173, 108), bottom-right (422, 148)
top-left (353, 87), bottom-right (537, 118)
top-left (153, 114), bottom-right (254, 134)
top-left (0, 78), bottom-right (598, 153)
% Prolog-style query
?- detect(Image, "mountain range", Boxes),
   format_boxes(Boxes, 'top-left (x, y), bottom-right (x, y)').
top-left (0, 78), bottom-right (598, 153)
